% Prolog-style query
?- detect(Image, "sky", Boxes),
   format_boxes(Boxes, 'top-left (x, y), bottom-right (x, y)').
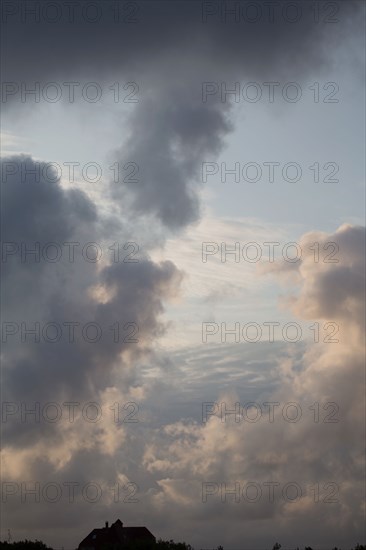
top-left (0, 1), bottom-right (365, 549)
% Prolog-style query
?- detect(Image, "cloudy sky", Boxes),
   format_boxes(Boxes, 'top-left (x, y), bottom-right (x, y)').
top-left (1, 1), bottom-right (365, 549)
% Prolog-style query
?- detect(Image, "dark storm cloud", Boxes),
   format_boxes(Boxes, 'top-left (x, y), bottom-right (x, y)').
top-left (2, 1), bottom-right (363, 229)
top-left (1, 155), bottom-right (97, 265)
top-left (1, 1), bottom-right (362, 82)
top-left (111, 88), bottom-right (232, 228)
top-left (1, 156), bottom-right (182, 445)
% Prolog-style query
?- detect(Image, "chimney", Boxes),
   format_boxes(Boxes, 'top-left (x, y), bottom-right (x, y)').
top-left (105, 522), bottom-right (109, 529)
top-left (114, 519), bottom-right (123, 529)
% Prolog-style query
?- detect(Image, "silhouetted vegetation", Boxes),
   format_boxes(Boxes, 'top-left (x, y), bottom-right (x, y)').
top-left (98, 539), bottom-right (192, 550)
top-left (154, 540), bottom-right (193, 550)
top-left (102, 539), bottom-right (192, 550)
top-left (1, 540), bottom-right (365, 550)
top-left (0, 542), bottom-right (52, 550)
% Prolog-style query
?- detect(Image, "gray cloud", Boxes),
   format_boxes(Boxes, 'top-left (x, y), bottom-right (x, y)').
top-left (2, 1), bottom-right (362, 82)
top-left (111, 88), bottom-right (232, 228)
top-left (1, 156), bottom-right (182, 444)
top-left (138, 225), bottom-right (365, 549)
top-left (1, 2), bottom-right (365, 547)
top-left (2, 1), bottom-right (363, 229)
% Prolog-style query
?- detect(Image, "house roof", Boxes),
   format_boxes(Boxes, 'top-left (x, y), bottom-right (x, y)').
top-left (121, 527), bottom-right (155, 540)
top-left (78, 519), bottom-right (155, 549)
top-left (79, 528), bottom-right (119, 547)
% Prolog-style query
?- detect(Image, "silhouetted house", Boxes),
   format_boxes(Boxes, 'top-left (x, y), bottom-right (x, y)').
top-left (78, 519), bottom-right (156, 550)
